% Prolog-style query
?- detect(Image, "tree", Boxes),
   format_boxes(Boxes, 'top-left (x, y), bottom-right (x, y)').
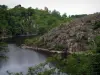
top-left (62, 13), bottom-right (67, 18)
top-left (0, 4), bottom-right (71, 37)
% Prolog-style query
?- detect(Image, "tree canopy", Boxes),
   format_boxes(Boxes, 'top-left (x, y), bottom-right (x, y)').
top-left (0, 5), bottom-right (72, 37)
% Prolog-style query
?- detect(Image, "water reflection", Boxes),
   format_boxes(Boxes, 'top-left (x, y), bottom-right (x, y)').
top-left (0, 44), bottom-right (47, 75)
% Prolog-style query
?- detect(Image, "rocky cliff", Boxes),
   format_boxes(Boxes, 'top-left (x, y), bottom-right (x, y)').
top-left (37, 13), bottom-right (100, 53)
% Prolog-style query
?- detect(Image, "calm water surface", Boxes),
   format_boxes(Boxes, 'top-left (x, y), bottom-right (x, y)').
top-left (0, 36), bottom-right (47, 75)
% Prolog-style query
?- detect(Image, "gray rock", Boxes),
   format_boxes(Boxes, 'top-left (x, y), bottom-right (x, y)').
top-left (38, 13), bottom-right (100, 52)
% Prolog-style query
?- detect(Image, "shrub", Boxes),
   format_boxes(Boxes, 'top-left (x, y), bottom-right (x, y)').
top-left (54, 44), bottom-right (65, 51)
top-left (93, 21), bottom-right (100, 30)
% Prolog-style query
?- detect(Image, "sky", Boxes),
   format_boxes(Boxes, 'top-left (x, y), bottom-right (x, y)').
top-left (0, 0), bottom-right (100, 15)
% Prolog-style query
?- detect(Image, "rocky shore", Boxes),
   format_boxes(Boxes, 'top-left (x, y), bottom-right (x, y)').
top-left (21, 44), bottom-right (66, 54)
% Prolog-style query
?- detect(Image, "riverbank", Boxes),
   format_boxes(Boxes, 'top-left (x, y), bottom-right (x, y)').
top-left (0, 36), bottom-right (13, 40)
top-left (0, 34), bottom-right (36, 40)
top-left (22, 44), bottom-right (66, 54)
top-left (22, 45), bottom-right (90, 55)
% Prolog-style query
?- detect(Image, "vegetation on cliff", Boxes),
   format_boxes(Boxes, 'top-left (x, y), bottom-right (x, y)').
top-left (26, 13), bottom-right (100, 53)
top-left (23, 13), bottom-right (100, 75)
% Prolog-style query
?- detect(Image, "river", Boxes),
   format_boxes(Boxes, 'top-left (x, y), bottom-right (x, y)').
top-left (0, 36), bottom-right (47, 75)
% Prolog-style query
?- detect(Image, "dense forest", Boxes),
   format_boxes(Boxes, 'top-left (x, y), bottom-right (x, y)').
top-left (0, 4), bottom-right (87, 38)
top-left (0, 4), bottom-right (69, 38)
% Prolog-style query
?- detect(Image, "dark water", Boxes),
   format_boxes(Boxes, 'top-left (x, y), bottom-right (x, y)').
top-left (0, 36), bottom-right (47, 75)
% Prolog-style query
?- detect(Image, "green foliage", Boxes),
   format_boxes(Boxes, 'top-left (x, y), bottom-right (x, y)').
top-left (66, 54), bottom-right (93, 75)
top-left (24, 36), bottom-right (41, 46)
top-left (7, 61), bottom-right (67, 75)
top-left (0, 4), bottom-right (72, 38)
top-left (93, 21), bottom-right (100, 30)
top-left (91, 54), bottom-right (100, 75)
top-left (70, 14), bottom-right (87, 18)
top-left (94, 36), bottom-right (100, 53)
top-left (94, 36), bottom-right (100, 45)
top-left (54, 44), bottom-right (65, 51)
top-left (47, 54), bottom-right (98, 75)
top-left (0, 4), bottom-right (86, 38)
top-left (64, 36), bottom-right (100, 75)
top-left (37, 27), bottom-right (47, 35)
top-left (47, 46), bottom-right (100, 75)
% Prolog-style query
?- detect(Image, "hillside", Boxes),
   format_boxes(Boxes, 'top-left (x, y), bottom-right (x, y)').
top-left (0, 5), bottom-right (71, 38)
top-left (34, 13), bottom-right (100, 53)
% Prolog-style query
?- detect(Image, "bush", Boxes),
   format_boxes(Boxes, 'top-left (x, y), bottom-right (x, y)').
top-left (38, 27), bottom-right (48, 35)
top-left (54, 44), bottom-right (65, 51)
top-left (93, 21), bottom-right (100, 30)
top-left (94, 36), bottom-right (100, 53)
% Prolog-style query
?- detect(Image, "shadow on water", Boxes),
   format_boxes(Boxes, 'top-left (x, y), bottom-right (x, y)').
top-left (4, 36), bottom-right (35, 46)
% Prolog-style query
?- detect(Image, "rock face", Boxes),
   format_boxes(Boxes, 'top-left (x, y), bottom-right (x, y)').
top-left (38, 13), bottom-right (100, 53)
